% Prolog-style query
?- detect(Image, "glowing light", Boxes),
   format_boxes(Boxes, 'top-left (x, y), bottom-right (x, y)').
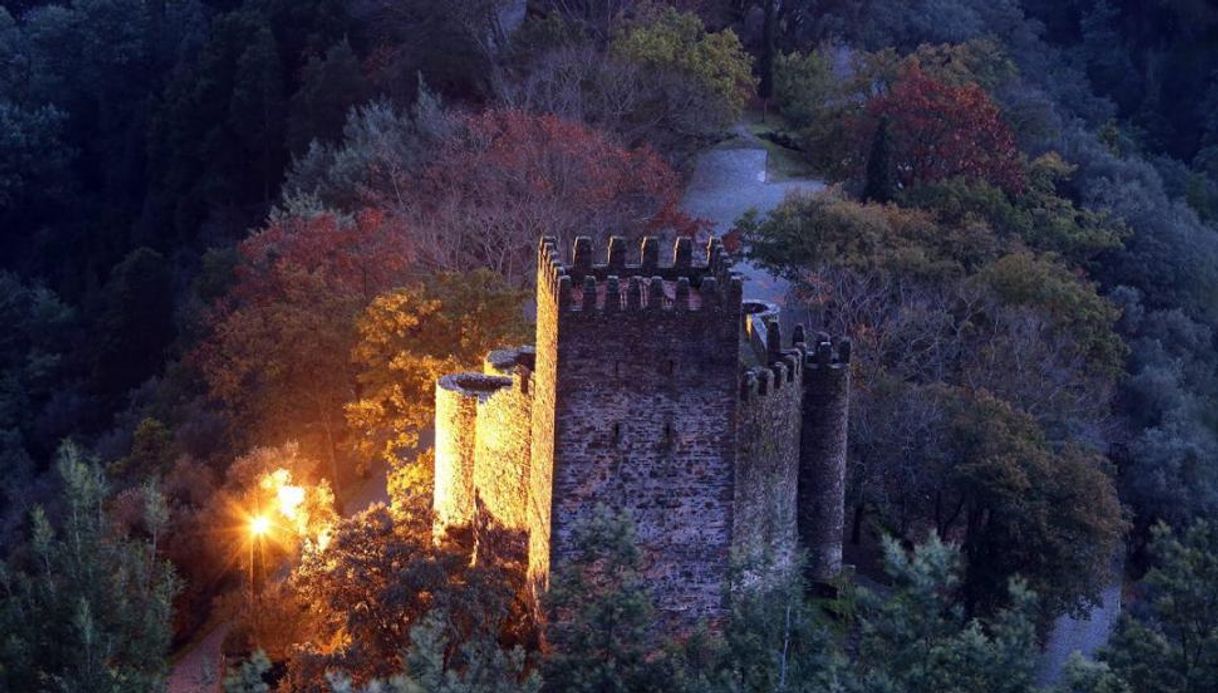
top-left (250, 515), bottom-right (270, 537)
top-left (276, 484), bottom-right (306, 522)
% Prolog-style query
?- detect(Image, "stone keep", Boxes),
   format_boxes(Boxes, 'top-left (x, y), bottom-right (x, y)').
top-left (432, 236), bottom-right (851, 625)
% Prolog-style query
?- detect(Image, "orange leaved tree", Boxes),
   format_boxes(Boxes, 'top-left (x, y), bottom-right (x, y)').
top-left (861, 63), bottom-right (1024, 194)
top-left (407, 109), bottom-right (695, 285)
top-left (195, 209), bottom-right (413, 490)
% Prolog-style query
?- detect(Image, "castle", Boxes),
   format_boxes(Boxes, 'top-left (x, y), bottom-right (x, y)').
top-left (431, 235), bottom-right (851, 625)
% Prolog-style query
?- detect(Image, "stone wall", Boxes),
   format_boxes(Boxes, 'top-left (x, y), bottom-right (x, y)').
top-left (533, 235), bottom-right (743, 625)
top-left (734, 355), bottom-right (802, 573)
top-left (432, 235), bottom-right (852, 629)
top-left (474, 348), bottom-right (536, 531)
top-left (434, 373), bottom-right (510, 538)
top-left (528, 252), bottom-right (561, 599)
top-left (798, 334), bottom-right (851, 583)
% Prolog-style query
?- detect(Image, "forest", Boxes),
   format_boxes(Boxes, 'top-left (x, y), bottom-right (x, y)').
top-left (2, 0), bottom-right (1218, 691)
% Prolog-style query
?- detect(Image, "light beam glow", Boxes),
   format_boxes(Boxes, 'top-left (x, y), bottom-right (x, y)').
top-left (250, 515), bottom-right (270, 537)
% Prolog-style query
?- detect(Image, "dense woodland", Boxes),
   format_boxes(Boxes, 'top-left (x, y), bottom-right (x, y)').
top-left (2, 1), bottom-right (1218, 691)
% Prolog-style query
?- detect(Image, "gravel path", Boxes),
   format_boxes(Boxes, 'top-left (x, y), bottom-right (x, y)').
top-left (680, 139), bottom-right (824, 307)
top-left (1038, 581), bottom-right (1123, 686)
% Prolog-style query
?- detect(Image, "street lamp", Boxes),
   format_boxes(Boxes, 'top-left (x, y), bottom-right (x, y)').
top-left (250, 515), bottom-right (270, 538)
top-left (249, 515), bottom-right (269, 600)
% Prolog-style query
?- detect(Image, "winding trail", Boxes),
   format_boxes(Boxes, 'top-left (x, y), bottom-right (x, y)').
top-left (679, 127), bottom-right (1122, 686)
top-left (1037, 573), bottom-right (1123, 685)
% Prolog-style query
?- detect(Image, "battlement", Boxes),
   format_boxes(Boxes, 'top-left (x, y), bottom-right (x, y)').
top-left (433, 236), bottom-right (852, 631)
top-left (537, 235), bottom-right (741, 313)
top-left (740, 353), bottom-right (803, 401)
top-left (739, 300), bottom-right (803, 402)
top-left (792, 326), bottom-right (852, 369)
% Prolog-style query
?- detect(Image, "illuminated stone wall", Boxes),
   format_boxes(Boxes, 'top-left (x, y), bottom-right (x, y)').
top-left (433, 374), bottom-right (498, 537)
top-left (528, 261), bottom-right (560, 598)
top-left (473, 348), bottom-right (535, 531)
top-left (534, 235), bottom-right (743, 624)
top-left (430, 234), bottom-right (852, 630)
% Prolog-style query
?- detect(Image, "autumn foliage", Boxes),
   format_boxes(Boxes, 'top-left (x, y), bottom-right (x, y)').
top-left (195, 210), bottom-right (413, 486)
top-left (861, 64), bottom-right (1025, 193)
top-left (411, 109), bottom-right (697, 284)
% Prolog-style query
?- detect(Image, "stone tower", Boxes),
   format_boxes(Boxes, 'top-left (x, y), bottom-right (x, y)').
top-left (530, 235), bottom-right (743, 622)
top-left (431, 235), bottom-right (851, 628)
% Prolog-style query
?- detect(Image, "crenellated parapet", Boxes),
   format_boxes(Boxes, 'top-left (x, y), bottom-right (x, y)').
top-left (537, 235), bottom-right (742, 314)
top-left (793, 326), bottom-right (852, 369)
top-left (740, 353), bottom-right (803, 401)
top-left (739, 301), bottom-right (804, 402)
top-left (431, 235), bottom-right (852, 633)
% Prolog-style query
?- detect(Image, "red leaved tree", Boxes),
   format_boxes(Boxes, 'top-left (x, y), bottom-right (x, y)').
top-left (194, 210), bottom-right (414, 489)
top-left (862, 63), bottom-right (1025, 194)
top-left (405, 109), bottom-right (697, 285)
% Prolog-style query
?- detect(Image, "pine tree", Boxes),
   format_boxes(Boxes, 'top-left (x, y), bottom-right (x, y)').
top-left (849, 536), bottom-right (1040, 692)
top-left (224, 649), bottom-right (272, 693)
top-left (1098, 522), bottom-right (1218, 693)
top-left (0, 442), bottom-right (179, 691)
top-left (541, 506), bottom-right (670, 692)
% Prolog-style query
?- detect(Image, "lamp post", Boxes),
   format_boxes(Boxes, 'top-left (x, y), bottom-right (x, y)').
top-left (249, 515), bottom-right (269, 601)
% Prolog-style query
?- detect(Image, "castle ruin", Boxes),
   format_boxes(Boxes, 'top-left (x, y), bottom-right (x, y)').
top-left (431, 236), bottom-right (851, 626)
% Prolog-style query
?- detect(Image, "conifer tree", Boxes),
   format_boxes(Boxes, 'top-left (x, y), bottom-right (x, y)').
top-left (0, 442), bottom-right (179, 691)
top-left (862, 116), bottom-right (895, 203)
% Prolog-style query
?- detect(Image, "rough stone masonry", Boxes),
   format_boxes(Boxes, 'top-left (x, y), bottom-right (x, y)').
top-left (431, 235), bottom-right (851, 627)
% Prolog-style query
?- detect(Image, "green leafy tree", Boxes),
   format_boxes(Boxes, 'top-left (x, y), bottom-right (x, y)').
top-left (848, 535), bottom-right (1040, 693)
top-left (773, 49), bottom-right (835, 129)
top-left (706, 564), bottom-right (843, 691)
top-left (92, 247), bottom-right (175, 400)
top-left (286, 38), bottom-right (371, 154)
top-left (224, 649), bottom-right (272, 693)
top-left (0, 271), bottom-right (74, 498)
top-left (976, 251), bottom-right (1126, 375)
top-left (900, 153), bottom-right (1128, 265)
top-left (229, 23), bottom-right (286, 205)
top-left (0, 442), bottom-right (179, 691)
top-left (612, 4), bottom-right (755, 134)
top-left (326, 610), bottom-right (540, 693)
top-left (945, 390), bottom-right (1125, 622)
top-left (541, 506), bottom-right (672, 692)
top-left (862, 116), bottom-right (895, 203)
top-left (742, 193), bottom-right (1125, 622)
top-left (112, 417), bottom-right (175, 481)
top-left (1099, 522), bottom-right (1218, 692)
top-left (1058, 653), bottom-right (1132, 693)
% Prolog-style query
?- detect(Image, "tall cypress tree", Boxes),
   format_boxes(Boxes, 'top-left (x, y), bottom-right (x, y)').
top-left (862, 116), bottom-right (895, 203)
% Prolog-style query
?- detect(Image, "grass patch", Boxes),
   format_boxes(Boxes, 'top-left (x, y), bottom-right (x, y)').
top-left (748, 113), bottom-right (818, 181)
